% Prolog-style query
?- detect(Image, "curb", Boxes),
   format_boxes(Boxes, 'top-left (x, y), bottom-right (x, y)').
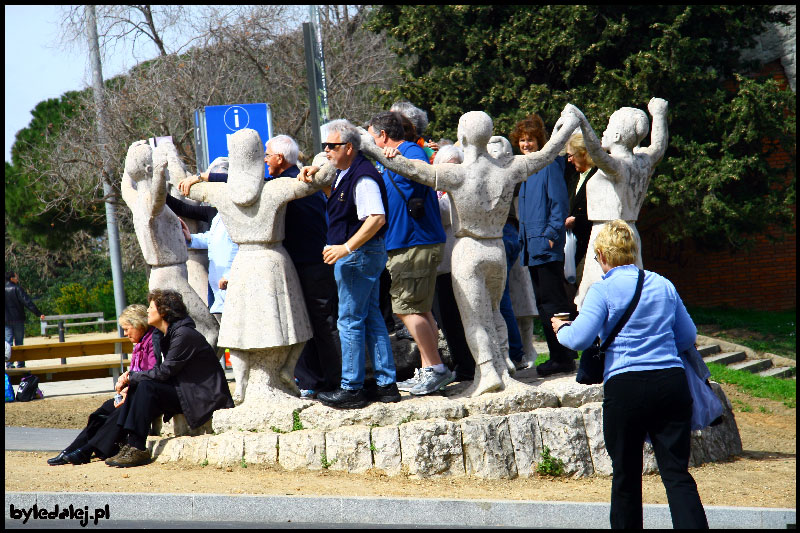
top-left (4, 492), bottom-right (796, 529)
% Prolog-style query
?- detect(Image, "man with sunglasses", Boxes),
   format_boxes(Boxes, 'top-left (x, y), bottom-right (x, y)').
top-left (303, 120), bottom-right (399, 409)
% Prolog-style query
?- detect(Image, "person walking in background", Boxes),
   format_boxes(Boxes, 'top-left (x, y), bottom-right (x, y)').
top-left (552, 220), bottom-right (708, 529)
top-left (5, 271), bottom-right (45, 369)
top-left (513, 115), bottom-right (578, 377)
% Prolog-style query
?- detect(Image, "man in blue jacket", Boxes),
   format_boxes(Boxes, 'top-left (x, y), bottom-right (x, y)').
top-left (5, 271), bottom-right (45, 369)
top-left (517, 116), bottom-right (578, 376)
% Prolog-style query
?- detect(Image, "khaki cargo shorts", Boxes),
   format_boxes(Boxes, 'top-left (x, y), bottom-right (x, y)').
top-left (386, 243), bottom-right (444, 315)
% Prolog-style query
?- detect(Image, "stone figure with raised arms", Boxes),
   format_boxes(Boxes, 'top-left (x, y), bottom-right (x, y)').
top-left (569, 98), bottom-right (669, 308)
top-left (353, 108), bottom-right (581, 396)
top-left (120, 140), bottom-right (219, 349)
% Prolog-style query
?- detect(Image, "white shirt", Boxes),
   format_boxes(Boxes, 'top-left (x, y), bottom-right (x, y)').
top-left (335, 167), bottom-right (386, 221)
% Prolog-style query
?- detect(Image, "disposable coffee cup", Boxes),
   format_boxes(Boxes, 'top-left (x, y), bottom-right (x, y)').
top-left (553, 312), bottom-right (571, 320)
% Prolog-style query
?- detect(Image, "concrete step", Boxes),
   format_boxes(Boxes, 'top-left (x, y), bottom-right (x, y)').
top-left (728, 358), bottom-right (773, 373)
top-left (697, 345), bottom-right (720, 357)
top-left (704, 351), bottom-right (746, 366)
top-left (758, 366), bottom-right (797, 379)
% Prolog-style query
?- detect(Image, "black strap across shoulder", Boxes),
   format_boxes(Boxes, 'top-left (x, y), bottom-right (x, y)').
top-left (599, 269), bottom-right (645, 352)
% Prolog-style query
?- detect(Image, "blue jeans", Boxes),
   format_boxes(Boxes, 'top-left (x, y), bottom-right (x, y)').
top-left (334, 237), bottom-right (396, 390)
top-left (5, 323), bottom-right (25, 368)
top-left (500, 224), bottom-right (524, 362)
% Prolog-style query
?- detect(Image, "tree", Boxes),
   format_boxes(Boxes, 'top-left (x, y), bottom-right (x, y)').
top-left (367, 5), bottom-right (795, 250)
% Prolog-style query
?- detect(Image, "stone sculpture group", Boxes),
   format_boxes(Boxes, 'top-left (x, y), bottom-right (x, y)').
top-left (121, 100), bottom-right (671, 406)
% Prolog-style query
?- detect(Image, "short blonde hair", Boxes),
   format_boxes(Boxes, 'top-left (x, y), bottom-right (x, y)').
top-left (594, 220), bottom-right (638, 267)
top-left (118, 304), bottom-right (148, 330)
top-left (566, 133), bottom-right (595, 166)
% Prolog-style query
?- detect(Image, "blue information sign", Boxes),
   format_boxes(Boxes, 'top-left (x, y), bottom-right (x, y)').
top-left (194, 103), bottom-right (273, 173)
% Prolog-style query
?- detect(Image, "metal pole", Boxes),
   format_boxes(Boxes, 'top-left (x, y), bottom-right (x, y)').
top-left (303, 22), bottom-right (321, 155)
top-left (86, 5), bottom-right (127, 340)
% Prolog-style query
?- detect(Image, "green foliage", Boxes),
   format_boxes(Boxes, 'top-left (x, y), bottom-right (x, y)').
top-left (708, 363), bottom-right (796, 408)
top-left (320, 452), bottom-right (337, 469)
top-left (536, 445), bottom-right (566, 477)
top-left (5, 92), bottom-right (105, 249)
top-left (291, 410), bottom-right (304, 432)
top-left (367, 5), bottom-right (795, 250)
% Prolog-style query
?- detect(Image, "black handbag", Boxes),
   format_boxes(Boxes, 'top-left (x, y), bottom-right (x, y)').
top-left (575, 269), bottom-right (644, 385)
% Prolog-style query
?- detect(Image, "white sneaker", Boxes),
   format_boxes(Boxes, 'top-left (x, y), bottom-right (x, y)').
top-left (410, 367), bottom-right (456, 396)
top-left (397, 368), bottom-right (423, 392)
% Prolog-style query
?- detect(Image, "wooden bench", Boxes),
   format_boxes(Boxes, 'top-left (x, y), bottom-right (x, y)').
top-left (40, 313), bottom-right (118, 342)
top-left (7, 338), bottom-right (134, 386)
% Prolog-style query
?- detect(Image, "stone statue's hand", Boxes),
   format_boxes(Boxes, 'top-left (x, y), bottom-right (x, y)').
top-left (178, 176), bottom-right (200, 196)
top-left (299, 166), bottom-right (320, 183)
top-left (648, 97), bottom-right (668, 116)
top-left (382, 146), bottom-right (400, 159)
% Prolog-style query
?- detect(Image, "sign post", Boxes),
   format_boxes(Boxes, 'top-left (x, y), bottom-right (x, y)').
top-left (303, 5), bottom-right (330, 155)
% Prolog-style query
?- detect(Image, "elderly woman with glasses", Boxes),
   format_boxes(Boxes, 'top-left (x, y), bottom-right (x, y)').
top-left (551, 220), bottom-right (708, 529)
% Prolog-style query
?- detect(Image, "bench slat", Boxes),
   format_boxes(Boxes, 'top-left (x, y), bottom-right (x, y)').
top-left (42, 320), bottom-right (117, 329)
top-left (9, 338), bottom-right (133, 362)
top-left (41, 313), bottom-right (105, 320)
top-left (6, 360), bottom-right (130, 375)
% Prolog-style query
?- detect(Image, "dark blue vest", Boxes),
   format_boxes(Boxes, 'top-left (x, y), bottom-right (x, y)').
top-left (326, 152), bottom-right (389, 245)
top-left (271, 165), bottom-right (328, 265)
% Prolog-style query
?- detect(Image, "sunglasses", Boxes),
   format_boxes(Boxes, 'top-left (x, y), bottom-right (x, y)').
top-left (322, 142), bottom-right (348, 150)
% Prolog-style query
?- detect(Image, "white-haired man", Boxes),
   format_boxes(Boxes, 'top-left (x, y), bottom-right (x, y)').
top-left (264, 135), bottom-right (341, 399)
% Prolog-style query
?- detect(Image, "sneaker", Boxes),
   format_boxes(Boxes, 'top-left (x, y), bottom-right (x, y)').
top-left (396, 368), bottom-right (423, 392)
top-left (111, 446), bottom-right (152, 468)
top-left (410, 367), bottom-right (456, 396)
top-left (300, 389), bottom-right (317, 399)
top-left (536, 359), bottom-right (576, 377)
top-left (105, 444), bottom-right (132, 467)
top-left (317, 387), bottom-right (370, 409)
top-left (365, 382), bottom-right (401, 403)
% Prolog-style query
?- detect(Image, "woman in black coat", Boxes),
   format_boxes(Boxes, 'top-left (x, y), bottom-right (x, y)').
top-left (105, 289), bottom-right (234, 467)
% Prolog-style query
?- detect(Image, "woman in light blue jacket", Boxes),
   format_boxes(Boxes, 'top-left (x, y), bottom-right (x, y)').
top-left (551, 220), bottom-right (707, 529)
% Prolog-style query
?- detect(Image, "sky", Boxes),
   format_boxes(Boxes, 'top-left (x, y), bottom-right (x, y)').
top-left (4, 5), bottom-right (160, 163)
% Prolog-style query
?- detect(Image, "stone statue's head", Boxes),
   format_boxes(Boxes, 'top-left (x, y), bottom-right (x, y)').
top-left (602, 107), bottom-right (649, 150)
top-left (486, 136), bottom-right (514, 164)
top-left (457, 111), bottom-right (493, 149)
top-left (124, 140), bottom-right (153, 183)
top-left (227, 128), bottom-right (265, 207)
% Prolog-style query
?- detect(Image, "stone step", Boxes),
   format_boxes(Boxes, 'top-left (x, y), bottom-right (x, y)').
top-left (704, 351), bottom-right (746, 366)
top-left (758, 366), bottom-right (797, 379)
top-left (728, 358), bottom-right (773, 373)
top-left (697, 345), bottom-right (720, 357)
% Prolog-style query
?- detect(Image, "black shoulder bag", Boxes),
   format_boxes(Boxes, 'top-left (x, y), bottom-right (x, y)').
top-left (575, 269), bottom-right (644, 385)
top-left (385, 171), bottom-right (425, 220)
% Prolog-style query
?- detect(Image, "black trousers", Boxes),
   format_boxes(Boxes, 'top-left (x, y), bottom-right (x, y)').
top-left (603, 367), bottom-right (708, 529)
top-left (432, 273), bottom-right (475, 380)
top-left (293, 262), bottom-right (342, 392)
top-left (65, 398), bottom-right (123, 459)
top-left (528, 261), bottom-right (578, 364)
top-left (117, 380), bottom-right (182, 450)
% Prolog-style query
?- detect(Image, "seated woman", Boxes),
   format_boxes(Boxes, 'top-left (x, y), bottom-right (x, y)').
top-left (47, 304), bottom-right (158, 465)
top-left (551, 220), bottom-right (708, 529)
top-left (104, 289), bottom-right (234, 467)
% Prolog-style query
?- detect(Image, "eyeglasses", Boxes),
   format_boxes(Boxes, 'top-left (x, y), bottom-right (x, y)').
top-left (594, 254), bottom-right (600, 264)
top-left (322, 142), bottom-right (348, 150)
top-left (566, 153), bottom-right (575, 160)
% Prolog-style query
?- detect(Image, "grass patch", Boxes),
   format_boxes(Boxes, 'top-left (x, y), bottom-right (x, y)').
top-left (708, 362), bottom-right (796, 408)
top-left (687, 306), bottom-right (796, 359)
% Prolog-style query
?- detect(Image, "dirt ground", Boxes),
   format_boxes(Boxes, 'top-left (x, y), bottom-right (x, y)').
top-left (4, 383), bottom-right (796, 508)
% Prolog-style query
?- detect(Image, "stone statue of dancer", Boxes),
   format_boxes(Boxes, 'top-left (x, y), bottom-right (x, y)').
top-left (569, 98), bottom-right (669, 309)
top-left (183, 128), bottom-right (334, 417)
top-left (356, 108), bottom-right (580, 396)
top-left (120, 140), bottom-right (219, 349)
top-left (486, 136), bottom-right (539, 370)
